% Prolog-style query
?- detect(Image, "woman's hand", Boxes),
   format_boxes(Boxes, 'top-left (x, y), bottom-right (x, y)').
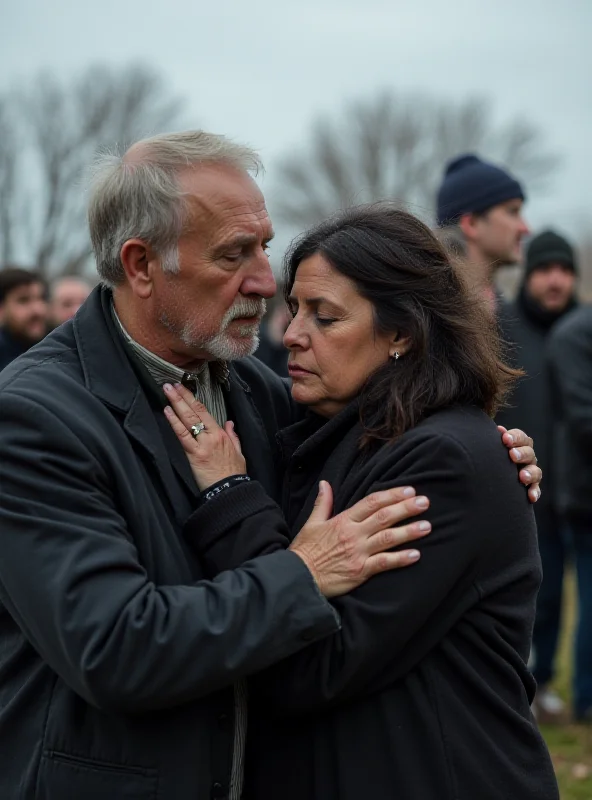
top-left (163, 383), bottom-right (246, 491)
top-left (498, 426), bottom-right (542, 503)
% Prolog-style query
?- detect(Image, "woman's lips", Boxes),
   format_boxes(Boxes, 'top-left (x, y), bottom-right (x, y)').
top-left (288, 363), bottom-right (314, 377)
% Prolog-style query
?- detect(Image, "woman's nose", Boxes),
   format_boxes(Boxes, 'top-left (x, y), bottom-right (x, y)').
top-left (283, 316), bottom-right (306, 350)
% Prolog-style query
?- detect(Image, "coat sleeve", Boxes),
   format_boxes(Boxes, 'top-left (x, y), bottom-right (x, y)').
top-left (548, 313), bottom-right (592, 449)
top-left (183, 480), bottom-right (291, 574)
top-left (246, 434), bottom-right (496, 715)
top-left (0, 390), bottom-right (339, 714)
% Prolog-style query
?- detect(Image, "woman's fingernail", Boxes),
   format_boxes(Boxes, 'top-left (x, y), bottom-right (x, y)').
top-left (407, 550), bottom-right (420, 561)
top-left (174, 383), bottom-right (182, 389)
top-left (164, 405), bottom-right (173, 416)
top-left (523, 470), bottom-right (532, 481)
top-left (415, 497), bottom-right (429, 509)
top-left (534, 488), bottom-right (541, 501)
top-left (163, 383), bottom-right (173, 393)
top-left (418, 521), bottom-right (431, 532)
top-left (403, 487), bottom-right (416, 497)
top-left (506, 434), bottom-right (514, 444)
top-left (511, 448), bottom-right (522, 461)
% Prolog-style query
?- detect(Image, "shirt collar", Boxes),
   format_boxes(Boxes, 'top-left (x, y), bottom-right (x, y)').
top-left (111, 304), bottom-right (230, 389)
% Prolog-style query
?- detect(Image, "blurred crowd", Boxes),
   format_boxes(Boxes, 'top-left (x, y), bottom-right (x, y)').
top-left (0, 271), bottom-right (93, 371)
top-left (0, 151), bottom-right (590, 727)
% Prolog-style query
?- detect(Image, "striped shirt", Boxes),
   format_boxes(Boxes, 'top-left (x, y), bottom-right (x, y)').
top-left (113, 307), bottom-right (247, 799)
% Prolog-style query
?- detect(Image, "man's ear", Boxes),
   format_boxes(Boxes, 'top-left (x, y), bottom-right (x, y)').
top-left (458, 212), bottom-right (480, 242)
top-left (120, 239), bottom-right (159, 299)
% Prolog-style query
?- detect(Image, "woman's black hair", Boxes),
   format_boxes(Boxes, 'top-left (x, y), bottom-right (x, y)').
top-left (284, 203), bottom-right (519, 444)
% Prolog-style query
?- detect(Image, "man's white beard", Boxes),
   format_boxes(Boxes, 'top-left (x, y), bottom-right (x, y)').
top-left (179, 298), bottom-right (266, 361)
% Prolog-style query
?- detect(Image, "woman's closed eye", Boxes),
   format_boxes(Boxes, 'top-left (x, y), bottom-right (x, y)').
top-left (316, 316), bottom-right (337, 326)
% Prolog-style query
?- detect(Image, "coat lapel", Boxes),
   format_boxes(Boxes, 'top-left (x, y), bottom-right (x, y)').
top-left (74, 287), bottom-right (199, 524)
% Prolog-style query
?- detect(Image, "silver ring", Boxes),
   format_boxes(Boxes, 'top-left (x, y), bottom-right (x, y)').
top-left (190, 422), bottom-right (206, 439)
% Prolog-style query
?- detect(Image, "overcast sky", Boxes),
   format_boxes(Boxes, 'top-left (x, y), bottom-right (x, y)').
top-left (2, 0), bottom-right (591, 261)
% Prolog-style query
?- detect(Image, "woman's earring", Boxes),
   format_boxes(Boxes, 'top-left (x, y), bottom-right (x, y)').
top-left (392, 351), bottom-right (400, 361)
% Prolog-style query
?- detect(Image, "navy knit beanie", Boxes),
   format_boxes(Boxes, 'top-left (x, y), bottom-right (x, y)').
top-left (436, 154), bottom-right (525, 227)
top-left (525, 230), bottom-right (577, 277)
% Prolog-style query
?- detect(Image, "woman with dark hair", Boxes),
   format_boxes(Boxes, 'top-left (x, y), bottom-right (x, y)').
top-left (164, 205), bottom-right (558, 799)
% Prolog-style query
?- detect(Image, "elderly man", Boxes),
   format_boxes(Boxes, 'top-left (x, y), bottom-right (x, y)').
top-left (0, 131), bottom-right (541, 800)
top-left (49, 275), bottom-right (93, 327)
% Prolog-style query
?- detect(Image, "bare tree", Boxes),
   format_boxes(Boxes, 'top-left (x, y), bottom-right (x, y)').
top-left (271, 93), bottom-right (559, 231)
top-left (0, 64), bottom-right (185, 275)
top-left (0, 98), bottom-right (19, 265)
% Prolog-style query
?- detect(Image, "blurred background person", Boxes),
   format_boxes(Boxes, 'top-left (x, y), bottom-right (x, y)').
top-left (547, 304), bottom-right (592, 726)
top-left (0, 267), bottom-right (48, 371)
top-left (497, 230), bottom-right (579, 722)
top-left (49, 276), bottom-right (93, 328)
top-left (436, 154), bottom-right (530, 313)
top-left (255, 294), bottom-right (291, 377)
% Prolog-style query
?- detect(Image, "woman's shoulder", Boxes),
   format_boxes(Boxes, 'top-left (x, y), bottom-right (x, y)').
top-left (372, 406), bottom-right (503, 479)
top-left (400, 405), bottom-right (496, 446)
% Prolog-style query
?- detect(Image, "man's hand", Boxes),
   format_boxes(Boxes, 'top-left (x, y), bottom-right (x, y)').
top-left (290, 481), bottom-right (430, 598)
top-left (498, 426), bottom-right (542, 503)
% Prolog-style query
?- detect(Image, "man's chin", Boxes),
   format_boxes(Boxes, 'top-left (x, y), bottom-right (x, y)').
top-left (203, 332), bottom-right (259, 361)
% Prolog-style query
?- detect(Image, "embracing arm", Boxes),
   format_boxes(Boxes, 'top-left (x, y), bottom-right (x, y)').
top-left (0, 390), bottom-right (339, 714)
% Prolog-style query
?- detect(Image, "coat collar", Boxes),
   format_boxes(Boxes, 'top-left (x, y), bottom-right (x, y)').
top-left (277, 400), bottom-right (361, 466)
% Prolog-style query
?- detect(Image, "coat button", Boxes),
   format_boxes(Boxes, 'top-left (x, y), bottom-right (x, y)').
top-left (211, 782), bottom-right (227, 799)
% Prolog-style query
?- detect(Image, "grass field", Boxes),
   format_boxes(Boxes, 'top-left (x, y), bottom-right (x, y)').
top-left (539, 572), bottom-right (592, 798)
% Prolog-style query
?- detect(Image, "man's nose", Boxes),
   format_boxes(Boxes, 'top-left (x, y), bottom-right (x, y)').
top-left (241, 256), bottom-right (277, 299)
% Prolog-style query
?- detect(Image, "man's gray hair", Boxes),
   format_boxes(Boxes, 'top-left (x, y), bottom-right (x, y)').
top-left (88, 131), bottom-right (263, 287)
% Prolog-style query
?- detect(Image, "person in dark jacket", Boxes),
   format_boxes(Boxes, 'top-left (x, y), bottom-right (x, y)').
top-left (0, 132), bottom-right (457, 800)
top-left (0, 266), bottom-right (48, 370)
top-left (165, 204), bottom-right (558, 800)
top-left (498, 230), bottom-right (579, 721)
top-left (436, 153), bottom-right (529, 314)
top-left (547, 305), bottom-right (592, 723)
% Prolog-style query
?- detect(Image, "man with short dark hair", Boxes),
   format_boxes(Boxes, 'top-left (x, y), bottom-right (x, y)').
top-left (497, 230), bottom-right (579, 721)
top-left (0, 267), bottom-right (48, 370)
top-left (436, 153), bottom-right (529, 312)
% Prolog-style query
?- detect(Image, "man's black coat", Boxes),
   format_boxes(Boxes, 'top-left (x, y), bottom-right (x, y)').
top-left (0, 287), bottom-right (338, 800)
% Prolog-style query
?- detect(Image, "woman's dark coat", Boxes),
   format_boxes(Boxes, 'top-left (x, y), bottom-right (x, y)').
top-left (192, 402), bottom-right (559, 800)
